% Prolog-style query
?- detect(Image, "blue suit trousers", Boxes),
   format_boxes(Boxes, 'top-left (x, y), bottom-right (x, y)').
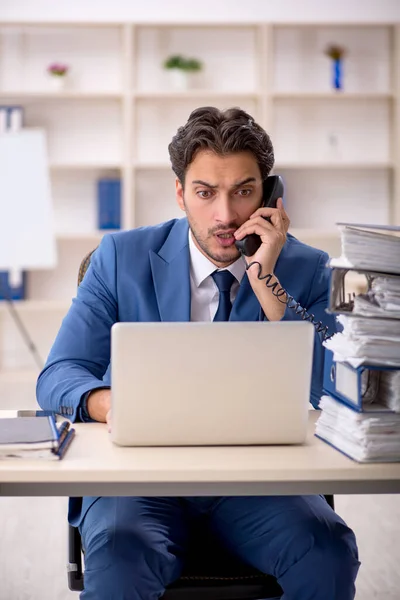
top-left (79, 495), bottom-right (359, 600)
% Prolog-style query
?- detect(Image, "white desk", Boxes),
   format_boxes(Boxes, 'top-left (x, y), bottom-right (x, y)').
top-left (0, 413), bottom-right (399, 497)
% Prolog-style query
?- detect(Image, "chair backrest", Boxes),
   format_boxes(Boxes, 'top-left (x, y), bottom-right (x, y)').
top-left (77, 248), bottom-right (97, 287)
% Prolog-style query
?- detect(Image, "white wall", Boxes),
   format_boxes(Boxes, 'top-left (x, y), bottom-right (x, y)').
top-left (0, 0), bottom-right (399, 23)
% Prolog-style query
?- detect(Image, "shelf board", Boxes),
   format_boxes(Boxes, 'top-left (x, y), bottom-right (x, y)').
top-left (0, 300), bottom-right (69, 313)
top-left (0, 21), bottom-right (395, 29)
top-left (56, 231), bottom-right (120, 242)
top-left (134, 90), bottom-right (261, 100)
top-left (49, 163), bottom-right (122, 171)
top-left (275, 162), bottom-right (393, 170)
top-left (272, 91), bottom-right (393, 100)
top-left (0, 90), bottom-right (123, 100)
top-left (134, 162), bottom-right (393, 171)
top-left (290, 228), bottom-right (339, 239)
top-left (134, 162), bottom-right (171, 170)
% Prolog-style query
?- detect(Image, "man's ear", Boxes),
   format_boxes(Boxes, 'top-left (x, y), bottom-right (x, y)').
top-left (176, 178), bottom-right (185, 212)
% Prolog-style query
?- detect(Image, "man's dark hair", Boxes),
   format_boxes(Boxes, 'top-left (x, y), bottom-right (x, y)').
top-left (168, 106), bottom-right (274, 186)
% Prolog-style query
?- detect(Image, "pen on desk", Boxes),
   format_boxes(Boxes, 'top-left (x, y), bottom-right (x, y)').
top-left (56, 428), bottom-right (75, 460)
top-left (57, 421), bottom-right (71, 446)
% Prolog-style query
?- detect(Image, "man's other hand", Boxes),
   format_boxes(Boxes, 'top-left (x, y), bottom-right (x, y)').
top-left (87, 388), bottom-right (111, 424)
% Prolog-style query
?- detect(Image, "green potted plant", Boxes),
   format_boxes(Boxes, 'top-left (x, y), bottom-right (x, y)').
top-left (163, 54), bottom-right (202, 90)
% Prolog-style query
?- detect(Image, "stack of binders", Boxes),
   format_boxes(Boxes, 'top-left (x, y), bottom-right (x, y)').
top-left (315, 223), bottom-right (400, 462)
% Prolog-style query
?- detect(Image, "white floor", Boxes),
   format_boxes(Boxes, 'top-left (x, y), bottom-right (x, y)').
top-left (0, 494), bottom-right (398, 600)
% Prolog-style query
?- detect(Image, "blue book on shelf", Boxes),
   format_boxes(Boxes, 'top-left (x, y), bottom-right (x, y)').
top-left (97, 179), bottom-right (121, 230)
top-left (0, 271), bottom-right (26, 301)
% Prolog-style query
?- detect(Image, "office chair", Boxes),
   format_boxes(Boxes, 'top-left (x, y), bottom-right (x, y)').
top-left (67, 248), bottom-right (335, 599)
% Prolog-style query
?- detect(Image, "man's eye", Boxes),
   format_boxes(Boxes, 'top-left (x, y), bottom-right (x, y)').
top-left (237, 189), bottom-right (252, 197)
top-left (197, 190), bottom-right (213, 199)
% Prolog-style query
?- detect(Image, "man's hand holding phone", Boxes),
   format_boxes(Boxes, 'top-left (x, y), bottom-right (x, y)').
top-left (234, 197), bottom-right (290, 321)
top-left (234, 197), bottom-right (290, 273)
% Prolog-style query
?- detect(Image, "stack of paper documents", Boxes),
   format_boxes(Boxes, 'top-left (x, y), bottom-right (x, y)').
top-left (316, 395), bottom-right (400, 462)
top-left (331, 224), bottom-right (400, 275)
top-left (352, 276), bottom-right (400, 319)
top-left (324, 314), bottom-right (400, 368)
top-left (371, 275), bottom-right (400, 310)
top-left (379, 370), bottom-right (400, 413)
top-left (0, 414), bottom-right (74, 460)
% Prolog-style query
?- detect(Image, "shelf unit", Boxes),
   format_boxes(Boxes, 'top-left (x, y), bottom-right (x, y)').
top-left (0, 21), bottom-right (399, 405)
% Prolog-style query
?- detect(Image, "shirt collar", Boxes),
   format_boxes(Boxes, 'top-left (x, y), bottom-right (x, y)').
top-left (188, 230), bottom-right (246, 288)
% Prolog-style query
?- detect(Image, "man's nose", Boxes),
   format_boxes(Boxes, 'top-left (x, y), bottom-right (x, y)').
top-left (215, 195), bottom-right (237, 224)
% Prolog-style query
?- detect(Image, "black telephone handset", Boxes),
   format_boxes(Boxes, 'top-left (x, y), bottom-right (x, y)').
top-left (234, 175), bottom-right (284, 257)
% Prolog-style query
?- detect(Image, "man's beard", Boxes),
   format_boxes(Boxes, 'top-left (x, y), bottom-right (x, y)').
top-left (185, 204), bottom-right (240, 265)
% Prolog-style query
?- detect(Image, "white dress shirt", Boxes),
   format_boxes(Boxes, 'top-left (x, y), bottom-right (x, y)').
top-left (188, 231), bottom-right (246, 322)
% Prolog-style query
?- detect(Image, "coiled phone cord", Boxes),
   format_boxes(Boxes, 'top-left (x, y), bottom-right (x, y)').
top-left (245, 260), bottom-right (333, 342)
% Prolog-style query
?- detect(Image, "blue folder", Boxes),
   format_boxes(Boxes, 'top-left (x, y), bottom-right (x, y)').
top-left (323, 349), bottom-right (399, 412)
top-left (97, 179), bottom-right (121, 230)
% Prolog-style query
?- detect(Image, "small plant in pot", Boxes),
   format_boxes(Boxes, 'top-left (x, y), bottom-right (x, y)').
top-left (47, 62), bottom-right (70, 91)
top-left (163, 55), bottom-right (202, 90)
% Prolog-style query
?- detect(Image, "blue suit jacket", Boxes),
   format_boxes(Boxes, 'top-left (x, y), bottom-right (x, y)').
top-left (36, 217), bottom-right (338, 527)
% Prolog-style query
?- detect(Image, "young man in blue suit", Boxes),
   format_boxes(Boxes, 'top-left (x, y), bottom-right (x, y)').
top-left (37, 107), bottom-right (360, 599)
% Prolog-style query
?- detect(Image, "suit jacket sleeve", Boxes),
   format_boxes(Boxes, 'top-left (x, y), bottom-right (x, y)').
top-left (281, 251), bottom-right (339, 409)
top-left (36, 234), bottom-right (118, 422)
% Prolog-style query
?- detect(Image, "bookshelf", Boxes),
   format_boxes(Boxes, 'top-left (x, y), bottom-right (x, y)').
top-left (0, 21), bottom-right (398, 406)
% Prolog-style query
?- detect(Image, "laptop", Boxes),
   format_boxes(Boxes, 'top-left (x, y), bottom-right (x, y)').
top-left (110, 321), bottom-right (315, 446)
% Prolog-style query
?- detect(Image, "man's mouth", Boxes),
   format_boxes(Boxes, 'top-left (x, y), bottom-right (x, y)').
top-left (215, 231), bottom-right (237, 247)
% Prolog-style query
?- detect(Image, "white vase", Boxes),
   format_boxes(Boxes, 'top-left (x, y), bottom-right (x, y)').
top-left (48, 75), bottom-right (67, 92)
top-left (169, 69), bottom-right (189, 91)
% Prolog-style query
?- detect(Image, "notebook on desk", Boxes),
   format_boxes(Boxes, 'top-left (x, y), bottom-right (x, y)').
top-left (0, 414), bottom-right (75, 460)
top-left (110, 321), bottom-right (315, 447)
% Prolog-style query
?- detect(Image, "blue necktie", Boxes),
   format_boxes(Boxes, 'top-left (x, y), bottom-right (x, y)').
top-left (212, 270), bottom-right (236, 321)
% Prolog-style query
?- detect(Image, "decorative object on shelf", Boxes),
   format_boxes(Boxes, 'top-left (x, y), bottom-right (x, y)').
top-left (97, 179), bottom-right (121, 229)
top-left (324, 45), bottom-right (347, 91)
top-left (47, 62), bottom-right (70, 91)
top-left (162, 54), bottom-right (203, 91)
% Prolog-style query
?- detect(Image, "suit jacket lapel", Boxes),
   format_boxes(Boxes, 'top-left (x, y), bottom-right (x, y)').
top-left (149, 219), bottom-right (191, 322)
